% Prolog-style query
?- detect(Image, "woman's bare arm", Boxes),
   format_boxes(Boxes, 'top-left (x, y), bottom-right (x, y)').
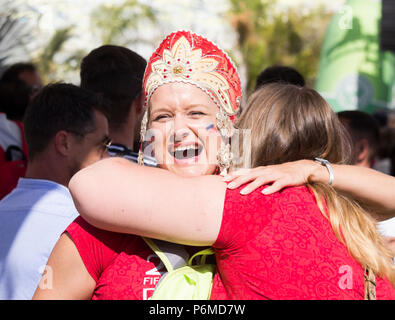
top-left (68, 157), bottom-right (227, 246)
top-left (225, 160), bottom-right (395, 220)
top-left (32, 233), bottom-right (96, 300)
top-left (319, 164), bottom-right (395, 220)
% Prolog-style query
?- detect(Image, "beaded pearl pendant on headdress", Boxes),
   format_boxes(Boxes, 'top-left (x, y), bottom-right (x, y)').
top-left (139, 30), bottom-right (242, 173)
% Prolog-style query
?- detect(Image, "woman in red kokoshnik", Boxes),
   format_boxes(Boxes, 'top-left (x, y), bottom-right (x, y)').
top-left (36, 31), bottom-right (395, 300)
top-left (33, 30), bottom-right (241, 300)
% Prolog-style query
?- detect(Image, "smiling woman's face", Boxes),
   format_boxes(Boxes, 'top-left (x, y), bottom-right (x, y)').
top-left (147, 82), bottom-right (220, 177)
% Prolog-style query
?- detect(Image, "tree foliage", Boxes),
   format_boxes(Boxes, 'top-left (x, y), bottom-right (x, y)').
top-left (35, 26), bottom-right (74, 83)
top-left (90, 0), bottom-right (155, 46)
top-left (228, 0), bottom-right (332, 93)
top-left (0, 1), bottom-right (32, 70)
top-left (34, 0), bottom-right (156, 83)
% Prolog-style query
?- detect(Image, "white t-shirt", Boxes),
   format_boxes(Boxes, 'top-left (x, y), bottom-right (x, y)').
top-left (0, 178), bottom-right (79, 299)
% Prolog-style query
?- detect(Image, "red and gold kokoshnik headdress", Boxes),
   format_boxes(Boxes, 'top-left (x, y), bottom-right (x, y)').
top-left (138, 30), bottom-right (242, 172)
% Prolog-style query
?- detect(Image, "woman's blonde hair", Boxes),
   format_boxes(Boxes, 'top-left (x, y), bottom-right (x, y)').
top-left (235, 83), bottom-right (395, 287)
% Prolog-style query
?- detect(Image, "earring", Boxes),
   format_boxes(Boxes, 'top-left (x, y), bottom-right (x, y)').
top-left (138, 110), bottom-right (148, 166)
top-left (216, 108), bottom-right (233, 175)
top-left (217, 140), bottom-right (233, 175)
top-left (216, 108), bottom-right (233, 138)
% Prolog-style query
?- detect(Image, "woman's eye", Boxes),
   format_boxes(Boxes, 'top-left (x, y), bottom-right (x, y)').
top-left (189, 111), bottom-right (205, 116)
top-left (153, 114), bottom-right (170, 121)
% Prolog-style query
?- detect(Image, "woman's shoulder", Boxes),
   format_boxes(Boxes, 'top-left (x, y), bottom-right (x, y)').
top-left (224, 184), bottom-right (312, 207)
top-left (222, 184), bottom-right (323, 232)
top-left (221, 185), bottom-right (315, 233)
top-left (66, 216), bottom-right (136, 252)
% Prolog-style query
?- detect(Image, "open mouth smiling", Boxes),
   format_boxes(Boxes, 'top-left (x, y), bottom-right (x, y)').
top-left (168, 143), bottom-right (203, 160)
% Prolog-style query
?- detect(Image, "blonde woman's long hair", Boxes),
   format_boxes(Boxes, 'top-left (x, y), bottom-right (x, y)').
top-left (235, 83), bottom-right (395, 287)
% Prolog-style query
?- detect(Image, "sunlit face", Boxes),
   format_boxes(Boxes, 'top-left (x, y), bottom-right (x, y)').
top-left (147, 82), bottom-right (221, 177)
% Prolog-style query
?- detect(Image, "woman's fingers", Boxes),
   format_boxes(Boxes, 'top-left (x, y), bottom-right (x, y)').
top-left (225, 167), bottom-right (280, 193)
top-left (226, 167), bottom-right (277, 194)
top-left (225, 161), bottom-right (312, 195)
top-left (228, 175), bottom-right (257, 189)
top-left (240, 176), bottom-right (273, 194)
top-left (223, 168), bottom-right (254, 182)
top-left (225, 168), bottom-right (266, 189)
top-left (261, 180), bottom-right (286, 195)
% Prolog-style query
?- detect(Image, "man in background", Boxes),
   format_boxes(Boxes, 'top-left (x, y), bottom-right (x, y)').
top-left (80, 45), bottom-right (155, 166)
top-left (338, 110), bottom-right (395, 258)
top-left (255, 65), bottom-right (305, 90)
top-left (1, 62), bottom-right (43, 101)
top-left (0, 83), bottom-right (110, 299)
top-left (337, 110), bottom-right (380, 168)
top-left (0, 63), bottom-right (44, 199)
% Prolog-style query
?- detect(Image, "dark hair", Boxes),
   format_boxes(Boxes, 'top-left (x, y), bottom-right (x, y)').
top-left (0, 79), bottom-right (30, 121)
top-left (1, 62), bottom-right (37, 82)
top-left (80, 45), bottom-right (146, 132)
top-left (255, 66), bottom-right (305, 90)
top-left (23, 83), bottom-right (106, 160)
top-left (337, 110), bottom-right (380, 163)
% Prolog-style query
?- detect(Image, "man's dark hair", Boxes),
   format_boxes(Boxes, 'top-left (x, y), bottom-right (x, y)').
top-left (23, 83), bottom-right (106, 160)
top-left (337, 110), bottom-right (380, 163)
top-left (80, 45), bottom-right (146, 131)
top-left (255, 65), bottom-right (305, 89)
top-left (1, 62), bottom-right (37, 82)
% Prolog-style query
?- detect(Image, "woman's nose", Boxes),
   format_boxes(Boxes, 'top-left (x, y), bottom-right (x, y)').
top-left (171, 114), bottom-right (190, 142)
top-left (173, 130), bottom-right (189, 143)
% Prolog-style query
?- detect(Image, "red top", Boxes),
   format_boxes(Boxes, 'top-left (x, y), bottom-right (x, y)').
top-left (66, 217), bottom-right (164, 300)
top-left (0, 120), bottom-right (28, 200)
top-left (211, 185), bottom-right (395, 300)
top-left (66, 217), bottom-right (225, 300)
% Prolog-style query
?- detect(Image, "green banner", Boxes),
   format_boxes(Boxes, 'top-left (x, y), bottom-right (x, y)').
top-left (315, 0), bottom-right (395, 113)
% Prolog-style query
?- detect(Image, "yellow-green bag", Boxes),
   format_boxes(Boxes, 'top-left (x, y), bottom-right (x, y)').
top-left (143, 237), bottom-right (215, 300)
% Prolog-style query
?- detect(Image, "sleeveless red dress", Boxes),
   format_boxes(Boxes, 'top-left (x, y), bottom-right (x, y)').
top-left (210, 185), bottom-right (395, 300)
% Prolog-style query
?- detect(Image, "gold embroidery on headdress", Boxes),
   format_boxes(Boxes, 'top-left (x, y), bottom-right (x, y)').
top-left (145, 36), bottom-right (236, 116)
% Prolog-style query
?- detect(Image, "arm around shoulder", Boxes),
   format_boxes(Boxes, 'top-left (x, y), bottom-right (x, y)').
top-left (320, 164), bottom-right (395, 220)
top-left (69, 157), bottom-right (227, 246)
top-left (225, 159), bottom-right (395, 219)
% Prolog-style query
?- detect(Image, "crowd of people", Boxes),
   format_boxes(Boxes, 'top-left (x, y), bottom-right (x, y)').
top-left (0, 30), bottom-right (394, 300)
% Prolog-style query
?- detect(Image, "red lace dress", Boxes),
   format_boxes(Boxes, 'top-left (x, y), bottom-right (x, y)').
top-left (210, 185), bottom-right (395, 300)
